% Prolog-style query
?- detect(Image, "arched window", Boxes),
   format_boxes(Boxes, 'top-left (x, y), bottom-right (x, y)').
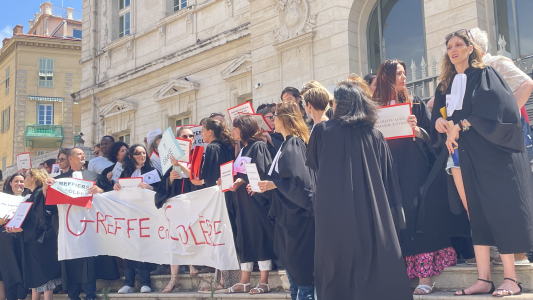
top-left (367, 0), bottom-right (426, 82)
top-left (495, 0), bottom-right (533, 60)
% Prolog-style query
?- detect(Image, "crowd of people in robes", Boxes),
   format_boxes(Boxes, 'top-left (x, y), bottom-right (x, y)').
top-left (1, 26), bottom-right (533, 300)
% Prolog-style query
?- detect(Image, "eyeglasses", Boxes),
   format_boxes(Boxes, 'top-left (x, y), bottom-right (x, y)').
top-left (57, 158), bottom-right (67, 162)
top-left (266, 115), bottom-right (274, 120)
top-left (94, 150), bottom-right (100, 155)
top-left (180, 134), bottom-right (195, 138)
top-left (133, 152), bottom-right (146, 156)
top-left (445, 29), bottom-right (473, 42)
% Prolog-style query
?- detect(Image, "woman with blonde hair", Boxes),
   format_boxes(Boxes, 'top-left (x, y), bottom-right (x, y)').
top-left (253, 101), bottom-right (314, 300)
top-left (301, 80), bottom-right (333, 119)
top-left (303, 88), bottom-right (330, 126)
top-left (341, 73), bottom-right (373, 98)
top-left (430, 29), bottom-right (533, 296)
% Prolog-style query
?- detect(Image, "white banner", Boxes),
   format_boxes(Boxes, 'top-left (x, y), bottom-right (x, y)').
top-left (57, 186), bottom-right (239, 270)
top-left (0, 192), bottom-right (24, 219)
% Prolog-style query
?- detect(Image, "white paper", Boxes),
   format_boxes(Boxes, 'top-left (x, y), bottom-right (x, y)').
top-left (227, 102), bottom-right (254, 123)
top-left (119, 178), bottom-right (143, 190)
top-left (375, 104), bottom-right (414, 139)
top-left (112, 162), bottom-right (124, 182)
top-left (5, 202), bottom-right (32, 229)
top-left (51, 178), bottom-right (93, 198)
top-left (0, 192), bottom-right (24, 219)
top-left (157, 127), bottom-right (185, 175)
top-left (176, 138), bottom-right (191, 163)
top-left (141, 170), bottom-right (161, 185)
top-left (147, 128), bottom-right (162, 145)
top-left (16, 153), bottom-right (31, 171)
top-left (150, 152), bottom-right (162, 174)
top-left (191, 125), bottom-right (208, 150)
top-left (238, 113), bottom-right (272, 132)
top-left (220, 162), bottom-right (233, 192)
top-left (244, 163), bottom-right (261, 193)
top-left (51, 164), bottom-right (61, 175)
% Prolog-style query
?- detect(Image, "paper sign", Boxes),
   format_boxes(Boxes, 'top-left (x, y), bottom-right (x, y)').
top-left (118, 177), bottom-right (143, 190)
top-left (150, 151), bottom-right (162, 174)
top-left (175, 125), bottom-right (195, 136)
top-left (141, 170), bottom-right (161, 185)
top-left (220, 161), bottom-right (234, 192)
top-left (147, 128), bottom-right (162, 145)
top-left (0, 192), bottom-right (24, 219)
top-left (5, 202), bottom-right (33, 229)
top-left (112, 162), bottom-right (124, 182)
top-left (176, 138), bottom-right (192, 163)
top-left (51, 164), bottom-right (60, 175)
top-left (375, 103), bottom-right (414, 140)
top-left (191, 125), bottom-right (207, 150)
top-left (16, 153), bottom-right (31, 171)
top-left (238, 113), bottom-right (273, 132)
top-left (157, 127), bottom-right (185, 175)
top-left (244, 163), bottom-right (261, 193)
top-left (227, 101), bottom-right (255, 123)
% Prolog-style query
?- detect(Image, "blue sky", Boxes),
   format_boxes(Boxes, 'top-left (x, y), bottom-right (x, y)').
top-left (0, 0), bottom-right (82, 41)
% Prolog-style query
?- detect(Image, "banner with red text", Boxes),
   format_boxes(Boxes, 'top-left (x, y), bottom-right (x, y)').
top-left (57, 186), bottom-right (239, 270)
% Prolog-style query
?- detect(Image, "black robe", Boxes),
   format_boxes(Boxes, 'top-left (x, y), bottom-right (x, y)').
top-left (429, 66), bottom-right (533, 254)
top-left (231, 140), bottom-right (276, 263)
top-left (266, 132), bottom-right (284, 159)
top-left (97, 163), bottom-right (118, 192)
top-left (267, 136), bottom-right (315, 286)
top-left (54, 170), bottom-right (120, 286)
top-left (20, 188), bottom-right (62, 288)
top-left (155, 162), bottom-right (193, 209)
top-left (306, 120), bottom-right (412, 300)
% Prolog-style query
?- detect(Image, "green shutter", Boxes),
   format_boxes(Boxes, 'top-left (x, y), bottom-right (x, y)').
top-left (5, 66), bottom-right (9, 95)
top-left (1, 110), bottom-right (4, 133)
top-left (38, 58), bottom-right (54, 87)
top-left (6, 106), bottom-right (9, 130)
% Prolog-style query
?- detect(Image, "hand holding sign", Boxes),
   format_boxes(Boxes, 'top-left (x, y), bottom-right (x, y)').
top-left (157, 127), bottom-right (185, 175)
top-left (375, 103), bottom-right (415, 140)
top-left (16, 153), bottom-right (31, 172)
top-left (5, 202), bottom-right (33, 229)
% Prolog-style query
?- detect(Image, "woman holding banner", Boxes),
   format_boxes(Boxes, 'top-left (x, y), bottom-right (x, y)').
top-left (0, 173), bottom-right (29, 300)
top-left (224, 114), bottom-right (275, 295)
top-left (373, 59), bottom-right (456, 295)
top-left (6, 168), bottom-right (61, 300)
top-left (98, 141), bottom-right (128, 192)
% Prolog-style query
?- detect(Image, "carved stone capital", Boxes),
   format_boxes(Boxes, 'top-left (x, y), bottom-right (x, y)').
top-left (273, 0), bottom-right (316, 45)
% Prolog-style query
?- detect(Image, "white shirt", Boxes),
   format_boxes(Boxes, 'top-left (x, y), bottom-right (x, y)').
top-left (483, 53), bottom-right (530, 92)
top-left (87, 156), bottom-right (113, 175)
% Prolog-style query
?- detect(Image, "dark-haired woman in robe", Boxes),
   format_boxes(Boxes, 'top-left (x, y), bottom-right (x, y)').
top-left (306, 82), bottom-right (412, 300)
top-left (252, 101), bottom-right (315, 300)
top-left (114, 144), bottom-right (160, 294)
top-left (0, 173), bottom-right (29, 300)
top-left (224, 114), bottom-right (276, 295)
top-left (98, 141), bottom-right (129, 192)
top-left (432, 30), bottom-right (533, 296)
top-left (373, 59), bottom-right (457, 295)
top-left (7, 168), bottom-right (62, 300)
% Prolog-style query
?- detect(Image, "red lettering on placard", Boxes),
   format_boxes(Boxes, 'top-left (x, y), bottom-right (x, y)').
top-left (127, 218), bottom-right (137, 238)
top-left (106, 215), bottom-right (114, 234)
top-left (177, 225), bottom-right (188, 244)
top-left (158, 226), bottom-right (166, 239)
top-left (114, 218), bottom-right (125, 235)
top-left (213, 221), bottom-right (225, 246)
top-left (139, 218), bottom-right (150, 238)
top-left (165, 205), bottom-right (180, 241)
top-left (189, 224), bottom-right (205, 245)
top-left (96, 212), bottom-right (108, 234)
top-left (199, 220), bottom-right (212, 245)
top-left (66, 204), bottom-right (95, 237)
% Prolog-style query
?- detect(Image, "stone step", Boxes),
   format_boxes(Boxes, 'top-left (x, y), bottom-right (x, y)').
top-left (31, 292), bottom-right (290, 300)
top-left (418, 292), bottom-right (533, 299)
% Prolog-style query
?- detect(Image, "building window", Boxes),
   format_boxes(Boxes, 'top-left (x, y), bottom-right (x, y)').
top-left (119, 0), bottom-right (131, 38)
top-left (495, 0), bottom-right (533, 59)
top-left (5, 66), bottom-right (9, 95)
top-left (1, 106), bottom-right (10, 133)
top-left (73, 29), bottom-right (82, 39)
top-left (38, 58), bottom-right (54, 87)
top-left (175, 116), bottom-right (190, 127)
top-left (38, 104), bottom-right (53, 125)
top-left (174, 0), bottom-right (188, 12)
top-left (118, 134), bottom-right (130, 144)
top-left (367, 0), bottom-right (426, 81)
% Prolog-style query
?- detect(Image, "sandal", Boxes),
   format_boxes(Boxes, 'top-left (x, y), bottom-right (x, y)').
top-left (198, 284), bottom-right (225, 294)
top-left (413, 283), bottom-right (435, 295)
top-left (225, 283), bottom-right (250, 293)
top-left (189, 265), bottom-right (199, 277)
top-left (455, 278), bottom-right (495, 296)
top-left (162, 275), bottom-right (181, 293)
top-left (249, 283), bottom-right (270, 294)
top-left (493, 277), bottom-right (522, 297)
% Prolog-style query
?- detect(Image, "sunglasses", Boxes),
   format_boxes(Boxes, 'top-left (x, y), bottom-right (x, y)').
top-left (57, 158), bottom-right (67, 162)
top-left (445, 29), bottom-right (473, 43)
top-left (94, 150), bottom-right (100, 155)
top-left (180, 134), bottom-right (195, 138)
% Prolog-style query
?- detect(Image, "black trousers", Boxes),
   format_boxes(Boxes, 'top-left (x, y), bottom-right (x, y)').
top-left (5, 283), bottom-right (28, 300)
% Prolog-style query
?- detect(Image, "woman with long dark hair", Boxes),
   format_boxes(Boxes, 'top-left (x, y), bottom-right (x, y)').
top-left (98, 141), bottom-right (128, 192)
top-left (306, 82), bottom-right (411, 299)
top-left (253, 101), bottom-right (315, 300)
top-left (373, 59), bottom-right (457, 295)
top-left (431, 30), bottom-right (533, 296)
top-left (363, 73), bottom-right (377, 94)
top-left (0, 173), bottom-right (29, 300)
top-left (224, 114), bottom-right (275, 295)
top-left (6, 168), bottom-right (61, 300)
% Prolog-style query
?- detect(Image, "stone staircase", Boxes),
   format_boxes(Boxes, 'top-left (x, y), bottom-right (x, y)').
top-left (30, 264), bottom-right (533, 299)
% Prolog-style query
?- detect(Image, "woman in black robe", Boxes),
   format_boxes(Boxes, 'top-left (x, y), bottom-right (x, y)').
top-left (6, 168), bottom-right (62, 300)
top-left (224, 114), bottom-right (276, 295)
top-left (98, 141), bottom-right (129, 192)
top-left (306, 82), bottom-right (412, 300)
top-left (0, 173), bottom-right (29, 300)
top-left (253, 101), bottom-right (315, 300)
top-left (373, 59), bottom-right (457, 295)
top-left (114, 144), bottom-right (160, 294)
top-left (433, 31), bottom-right (533, 296)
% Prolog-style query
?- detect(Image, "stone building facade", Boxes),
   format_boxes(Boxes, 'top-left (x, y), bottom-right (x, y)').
top-left (73, 0), bottom-right (533, 146)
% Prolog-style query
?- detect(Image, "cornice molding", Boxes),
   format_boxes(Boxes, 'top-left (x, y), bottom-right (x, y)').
top-left (102, 34), bottom-right (135, 52)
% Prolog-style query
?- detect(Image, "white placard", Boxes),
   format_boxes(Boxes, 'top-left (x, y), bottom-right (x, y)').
top-left (0, 192), bottom-right (24, 219)
top-left (227, 102), bottom-right (254, 123)
top-left (375, 103), bottom-right (414, 140)
top-left (147, 128), bottom-right (162, 145)
top-left (141, 170), bottom-right (161, 185)
top-left (191, 125), bottom-right (208, 150)
top-left (244, 163), bottom-right (261, 193)
top-left (238, 113), bottom-right (273, 132)
top-left (112, 162), bottom-right (124, 182)
top-left (157, 127), bottom-right (185, 175)
top-left (5, 202), bottom-right (33, 229)
top-left (150, 152), bottom-right (162, 174)
top-left (118, 177), bottom-right (143, 190)
top-left (16, 153), bottom-right (31, 171)
top-left (51, 178), bottom-right (94, 198)
top-left (51, 164), bottom-right (61, 175)
top-left (176, 138), bottom-right (192, 163)
top-left (220, 161), bottom-right (234, 192)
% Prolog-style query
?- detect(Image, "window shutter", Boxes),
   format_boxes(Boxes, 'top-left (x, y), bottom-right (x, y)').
top-left (5, 66), bottom-right (9, 95)
top-left (1, 110), bottom-right (4, 133)
top-left (38, 58), bottom-right (45, 87)
top-left (47, 59), bottom-right (54, 87)
top-left (6, 106), bottom-right (9, 130)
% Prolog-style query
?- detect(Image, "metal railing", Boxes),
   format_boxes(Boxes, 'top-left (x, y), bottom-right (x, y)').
top-left (48, 5), bottom-right (82, 21)
top-left (25, 124), bottom-right (63, 137)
